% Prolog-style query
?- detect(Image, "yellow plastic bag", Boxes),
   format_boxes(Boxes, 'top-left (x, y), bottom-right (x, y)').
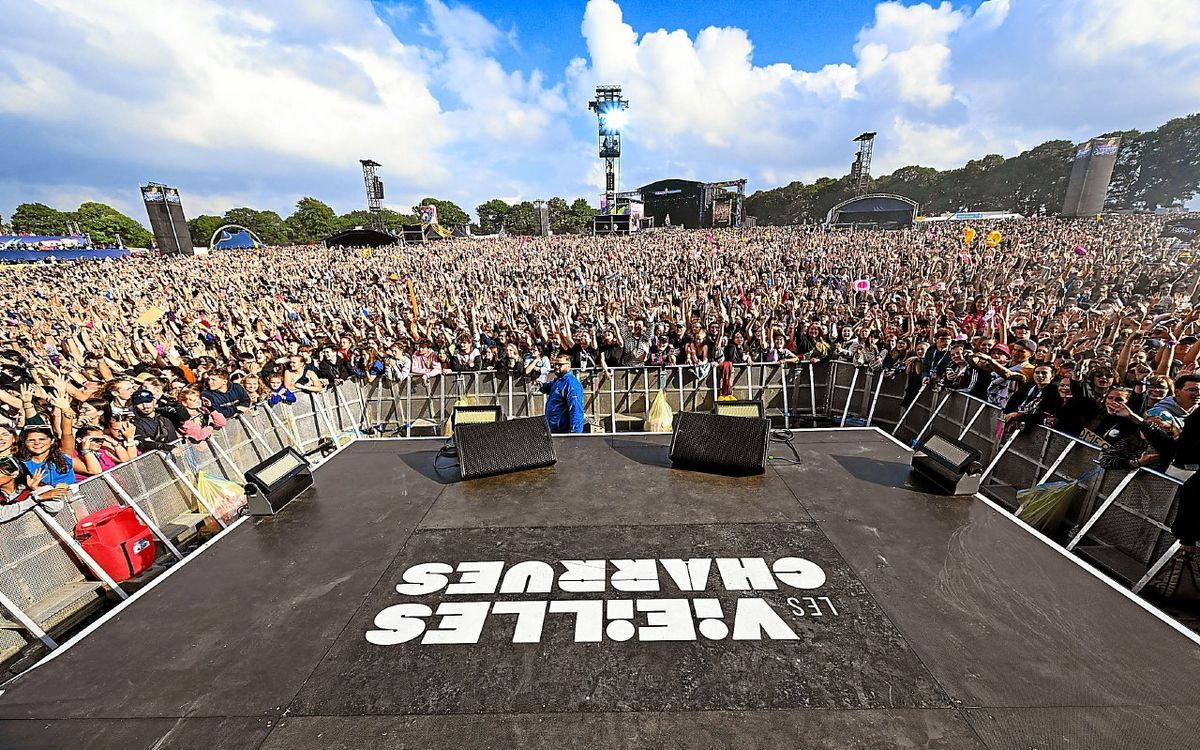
top-left (195, 471), bottom-right (246, 528)
top-left (645, 390), bottom-right (674, 432)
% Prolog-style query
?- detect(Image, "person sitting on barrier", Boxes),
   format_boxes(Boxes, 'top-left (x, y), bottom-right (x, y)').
top-left (17, 423), bottom-right (76, 491)
top-left (1078, 388), bottom-right (1141, 449)
top-left (137, 376), bottom-right (187, 428)
top-left (1145, 374), bottom-right (1199, 431)
top-left (942, 342), bottom-right (989, 401)
top-left (920, 329), bottom-right (954, 386)
top-left (176, 386), bottom-right (227, 443)
top-left (265, 372), bottom-right (297, 407)
top-left (1083, 366), bottom-right (1116, 402)
top-left (0, 457), bottom-right (64, 523)
top-left (72, 425), bottom-right (128, 476)
top-left (541, 354), bottom-right (585, 434)
top-left (1044, 378), bottom-right (1097, 436)
top-left (201, 370), bottom-right (250, 419)
top-left (101, 413), bottom-right (140, 463)
top-left (762, 332), bottom-right (798, 364)
top-left (1001, 363), bottom-right (1060, 432)
top-left (131, 389), bottom-right (179, 454)
top-left (241, 374), bottom-right (265, 406)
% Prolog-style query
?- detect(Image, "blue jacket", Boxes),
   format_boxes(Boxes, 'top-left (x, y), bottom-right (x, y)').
top-left (542, 371), bottom-right (585, 433)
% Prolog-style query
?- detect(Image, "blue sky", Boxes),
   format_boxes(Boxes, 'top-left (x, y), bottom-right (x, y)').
top-left (1, 0), bottom-right (1197, 226)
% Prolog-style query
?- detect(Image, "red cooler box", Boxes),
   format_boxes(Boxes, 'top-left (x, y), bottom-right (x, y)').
top-left (74, 506), bottom-right (157, 582)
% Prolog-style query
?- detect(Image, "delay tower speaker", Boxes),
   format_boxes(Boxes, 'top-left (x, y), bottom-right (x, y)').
top-left (669, 411), bottom-right (770, 475)
top-left (455, 416), bottom-right (557, 480)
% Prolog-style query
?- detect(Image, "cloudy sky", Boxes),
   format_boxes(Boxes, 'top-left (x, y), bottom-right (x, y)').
top-left (1, 0), bottom-right (1197, 224)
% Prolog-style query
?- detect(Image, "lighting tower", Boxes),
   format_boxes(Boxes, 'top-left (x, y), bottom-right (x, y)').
top-left (849, 132), bottom-right (876, 195)
top-left (588, 85), bottom-right (629, 214)
top-left (360, 159), bottom-right (384, 229)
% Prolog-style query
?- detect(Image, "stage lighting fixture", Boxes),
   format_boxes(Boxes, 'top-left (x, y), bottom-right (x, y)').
top-left (599, 108), bottom-right (627, 133)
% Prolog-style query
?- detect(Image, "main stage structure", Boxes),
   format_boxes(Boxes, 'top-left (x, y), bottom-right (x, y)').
top-left (1, 429), bottom-right (1197, 749)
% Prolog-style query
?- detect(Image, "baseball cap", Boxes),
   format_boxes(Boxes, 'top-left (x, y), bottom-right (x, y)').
top-left (131, 389), bottom-right (156, 405)
top-left (990, 343), bottom-right (1011, 356)
top-left (1013, 338), bottom-right (1037, 352)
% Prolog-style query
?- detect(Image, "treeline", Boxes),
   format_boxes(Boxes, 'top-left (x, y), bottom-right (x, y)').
top-left (745, 113), bottom-right (1200, 225)
top-left (0, 202), bottom-right (153, 247)
top-left (1, 193), bottom-right (602, 250)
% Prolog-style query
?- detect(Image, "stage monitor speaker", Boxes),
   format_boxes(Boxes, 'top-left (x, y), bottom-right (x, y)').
top-left (910, 432), bottom-right (983, 495)
top-left (454, 405), bottom-right (502, 425)
top-left (244, 447), bottom-right (313, 515)
top-left (455, 416), bottom-right (557, 480)
top-left (714, 400), bottom-right (765, 419)
top-left (669, 411), bottom-right (769, 475)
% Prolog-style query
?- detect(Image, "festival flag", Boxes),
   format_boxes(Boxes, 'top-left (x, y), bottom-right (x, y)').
top-left (1072, 245), bottom-right (1089, 256)
top-left (963, 227), bottom-right (977, 245)
top-left (851, 279), bottom-right (871, 293)
top-left (985, 230), bottom-right (1002, 248)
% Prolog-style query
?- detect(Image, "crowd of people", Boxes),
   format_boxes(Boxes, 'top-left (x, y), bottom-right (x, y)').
top-left (0, 214), bottom-right (1198, 539)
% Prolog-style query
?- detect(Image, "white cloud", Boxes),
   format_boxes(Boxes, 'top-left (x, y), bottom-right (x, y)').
top-left (1, 0), bottom-right (1198, 226)
top-left (1058, 0), bottom-right (1200, 62)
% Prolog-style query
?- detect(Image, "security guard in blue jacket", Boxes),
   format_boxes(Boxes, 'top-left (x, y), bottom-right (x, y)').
top-left (541, 355), bottom-right (585, 433)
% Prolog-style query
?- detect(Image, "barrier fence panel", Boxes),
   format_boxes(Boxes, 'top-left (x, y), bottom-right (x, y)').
top-left (869, 371), bottom-right (909, 430)
top-left (1070, 468), bottom-right (1185, 586)
top-left (7, 363), bottom-right (1199, 663)
top-left (0, 508), bottom-right (102, 658)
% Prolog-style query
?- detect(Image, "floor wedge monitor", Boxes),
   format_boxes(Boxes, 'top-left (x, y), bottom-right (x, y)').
top-left (455, 416), bottom-right (557, 480)
top-left (669, 411), bottom-right (770, 475)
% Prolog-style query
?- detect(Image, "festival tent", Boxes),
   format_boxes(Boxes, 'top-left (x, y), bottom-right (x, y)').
top-left (211, 228), bottom-right (261, 250)
top-left (824, 194), bottom-right (918, 229)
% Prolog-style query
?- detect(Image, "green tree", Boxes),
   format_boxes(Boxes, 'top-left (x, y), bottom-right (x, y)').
top-left (1107, 114), bottom-right (1200, 210)
top-left (566, 198), bottom-right (597, 234)
top-left (546, 197), bottom-right (570, 234)
top-left (334, 208), bottom-right (416, 233)
top-left (475, 199), bottom-right (510, 234)
top-left (223, 207), bottom-right (290, 245)
top-left (71, 202), bottom-right (153, 247)
top-left (187, 214), bottom-right (225, 248)
top-left (10, 203), bottom-right (69, 235)
top-left (504, 201), bottom-right (538, 235)
top-left (412, 198), bottom-right (469, 227)
top-left (284, 197), bottom-right (337, 244)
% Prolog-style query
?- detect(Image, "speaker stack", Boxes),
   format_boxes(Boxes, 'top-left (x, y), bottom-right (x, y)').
top-left (669, 411), bottom-right (770, 475)
top-left (455, 416), bottom-right (558, 480)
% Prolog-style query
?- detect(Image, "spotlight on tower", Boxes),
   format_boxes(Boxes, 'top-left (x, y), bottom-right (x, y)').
top-left (588, 85), bottom-right (630, 214)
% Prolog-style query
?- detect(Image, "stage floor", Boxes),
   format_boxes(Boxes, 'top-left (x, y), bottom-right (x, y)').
top-left (1, 430), bottom-right (1199, 749)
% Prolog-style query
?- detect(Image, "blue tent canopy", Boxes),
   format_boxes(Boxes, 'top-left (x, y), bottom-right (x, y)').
top-left (212, 229), bottom-right (260, 250)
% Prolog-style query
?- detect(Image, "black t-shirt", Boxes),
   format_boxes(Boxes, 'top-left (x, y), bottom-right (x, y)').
top-left (598, 343), bottom-right (622, 368)
top-left (565, 344), bottom-right (598, 369)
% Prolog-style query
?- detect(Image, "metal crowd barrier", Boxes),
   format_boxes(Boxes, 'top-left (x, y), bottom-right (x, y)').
top-left (871, 371), bottom-right (1189, 597)
top-left (4, 366), bottom-right (1193, 662)
top-left (0, 385), bottom-right (361, 664)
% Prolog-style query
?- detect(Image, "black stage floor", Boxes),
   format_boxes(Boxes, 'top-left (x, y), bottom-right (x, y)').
top-left (2, 430), bottom-right (1199, 749)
